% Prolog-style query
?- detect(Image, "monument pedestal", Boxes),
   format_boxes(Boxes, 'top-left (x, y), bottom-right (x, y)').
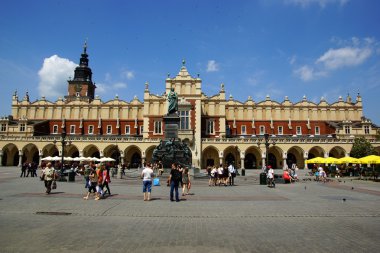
top-left (151, 113), bottom-right (192, 168)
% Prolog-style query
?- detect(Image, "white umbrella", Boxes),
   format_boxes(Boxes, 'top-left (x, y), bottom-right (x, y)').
top-left (73, 157), bottom-right (82, 162)
top-left (41, 156), bottom-right (53, 161)
top-left (64, 157), bottom-right (74, 161)
top-left (91, 157), bottom-right (100, 162)
top-left (99, 157), bottom-right (116, 162)
top-left (51, 156), bottom-right (62, 161)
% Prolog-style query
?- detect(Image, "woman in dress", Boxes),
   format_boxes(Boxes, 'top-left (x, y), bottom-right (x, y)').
top-left (182, 167), bottom-right (190, 196)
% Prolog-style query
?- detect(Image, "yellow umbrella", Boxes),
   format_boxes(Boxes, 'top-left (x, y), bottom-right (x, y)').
top-left (359, 155), bottom-right (380, 164)
top-left (324, 157), bottom-right (339, 164)
top-left (336, 156), bottom-right (361, 164)
top-left (305, 157), bottom-right (325, 164)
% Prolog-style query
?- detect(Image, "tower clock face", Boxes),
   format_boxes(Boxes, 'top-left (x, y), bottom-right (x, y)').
top-left (75, 84), bottom-right (82, 92)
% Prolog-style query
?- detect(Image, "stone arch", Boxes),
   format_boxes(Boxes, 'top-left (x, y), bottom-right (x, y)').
top-left (1, 143), bottom-right (19, 166)
top-left (223, 146), bottom-right (240, 167)
top-left (103, 144), bottom-right (121, 164)
top-left (144, 145), bottom-right (157, 164)
top-left (42, 144), bottom-right (59, 157)
top-left (22, 143), bottom-right (39, 164)
top-left (308, 146), bottom-right (325, 159)
top-left (65, 144), bottom-right (79, 158)
top-left (124, 145), bottom-right (142, 168)
top-left (286, 146), bottom-right (305, 169)
top-left (306, 146), bottom-right (325, 169)
top-left (329, 146), bottom-right (346, 158)
top-left (202, 146), bottom-right (219, 168)
top-left (244, 146), bottom-right (261, 169)
top-left (267, 146), bottom-right (283, 169)
top-left (83, 144), bottom-right (100, 158)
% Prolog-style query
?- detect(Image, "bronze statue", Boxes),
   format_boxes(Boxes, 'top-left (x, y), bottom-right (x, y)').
top-left (167, 88), bottom-right (178, 115)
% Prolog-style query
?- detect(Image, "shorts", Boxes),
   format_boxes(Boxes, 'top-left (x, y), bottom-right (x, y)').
top-left (143, 180), bottom-right (152, 193)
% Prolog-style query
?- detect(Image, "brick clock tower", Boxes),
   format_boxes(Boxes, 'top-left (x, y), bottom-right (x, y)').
top-left (65, 42), bottom-right (96, 102)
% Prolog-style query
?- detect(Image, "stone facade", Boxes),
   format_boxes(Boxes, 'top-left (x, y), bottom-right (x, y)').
top-left (0, 47), bottom-right (379, 169)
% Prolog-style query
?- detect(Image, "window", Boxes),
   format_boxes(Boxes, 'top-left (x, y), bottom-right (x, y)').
top-left (344, 126), bottom-right (350, 134)
top-left (206, 120), bottom-right (215, 135)
top-left (278, 126), bottom-right (283, 135)
top-left (140, 125), bottom-right (144, 135)
top-left (364, 125), bottom-right (370, 134)
top-left (88, 125), bottom-right (94, 135)
top-left (259, 126), bottom-right (265, 135)
top-left (0, 123), bottom-right (6, 132)
top-left (19, 123), bottom-right (26, 132)
top-left (106, 125), bottom-right (112, 135)
top-left (70, 125), bottom-right (75, 134)
top-left (53, 125), bottom-right (58, 134)
top-left (154, 121), bottom-right (162, 134)
top-left (296, 126), bottom-right (302, 135)
top-left (125, 125), bottom-right (130, 135)
top-left (315, 126), bottom-right (320, 135)
top-left (179, 111), bottom-right (190, 130)
top-left (241, 125), bottom-right (246, 135)
top-left (76, 92), bottom-right (80, 97)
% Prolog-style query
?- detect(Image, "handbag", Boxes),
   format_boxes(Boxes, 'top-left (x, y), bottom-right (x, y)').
top-left (40, 174), bottom-right (45, 181)
top-left (52, 181), bottom-right (57, 189)
top-left (153, 178), bottom-right (160, 186)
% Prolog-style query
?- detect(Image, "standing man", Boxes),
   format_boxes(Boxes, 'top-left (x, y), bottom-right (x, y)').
top-left (228, 162), bottom-right (236, 186)
top-left (267, 165), bottom-right (275, 188)
top-left (141, 162), bottom-right (154, 201)
top-left (169, 163), bottom-right (181, 202)
top-left (42, 162), bottom-right (56, 194)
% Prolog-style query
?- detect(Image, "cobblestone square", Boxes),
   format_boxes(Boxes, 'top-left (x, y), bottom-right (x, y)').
top-left (0, 167), bottom-right (379, 253)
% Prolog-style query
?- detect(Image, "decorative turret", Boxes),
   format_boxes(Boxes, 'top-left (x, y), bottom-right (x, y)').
top-left (65, 41), bottom-right (96, 102)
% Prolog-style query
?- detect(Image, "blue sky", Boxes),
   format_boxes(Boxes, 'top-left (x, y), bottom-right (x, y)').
top-left (0, 0), bottom-right (379, 124)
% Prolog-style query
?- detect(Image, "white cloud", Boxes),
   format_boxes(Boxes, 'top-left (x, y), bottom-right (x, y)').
top-left (294, 65), bottom-right (315, 81)
top-left (121, 69), bottom-right (134, 80)
top-left (113, 82), bottom-right (127, 89)
top-left (285, 0), bottom-right (349, 8)
top-left (289, 55), bottom-right (297, 65)
top-left (95, 83), bottom-right (107, 94)
top-left (38, 55), bottom-right (77, 99)
top-left (206, 60), bottom-right (219, 72)
top-left (316, 47), bottom-right (372, 70)
top-left (294, 65), bottom-right (326, 81)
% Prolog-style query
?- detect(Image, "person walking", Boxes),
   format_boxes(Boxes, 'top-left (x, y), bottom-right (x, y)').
top-left (103, 166), bottom-right (112, 196)
top-left (182, 167), bottom-right (190, 196)
top-left (141, 162), bottom-right (154, 201)
top-left (83, 168), bottom-right (98, 200)
top-left (20, 162), bottom-right (27, 177)
top-left (228, 162), bottom-right (236, 186)
top-left (267, 165), bottom-right (275, 188)
top-left (42, 162), bottom-right (56, 194)
top-left (169, 163), bottom-right (181, 202)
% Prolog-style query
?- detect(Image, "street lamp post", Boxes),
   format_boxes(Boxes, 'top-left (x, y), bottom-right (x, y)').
top-left (53, 129), bottom-right (71, 172)
top-left (60, 130), bottom-right (67, 172)
top-left (259, 133), bottom-right (276, 169)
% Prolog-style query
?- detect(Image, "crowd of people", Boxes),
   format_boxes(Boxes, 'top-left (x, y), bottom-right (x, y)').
top-left (206, 162), bottom-right (237, 187)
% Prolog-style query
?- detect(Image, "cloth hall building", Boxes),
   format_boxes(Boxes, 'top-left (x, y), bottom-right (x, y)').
top-left (0, 45), bottom-right (379, 170)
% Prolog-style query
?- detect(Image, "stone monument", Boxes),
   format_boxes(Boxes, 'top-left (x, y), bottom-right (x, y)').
top-left (151, 88), bottom-right (192, 168)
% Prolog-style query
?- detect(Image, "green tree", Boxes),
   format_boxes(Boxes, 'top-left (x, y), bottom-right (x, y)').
top-left (350, 137), bottom-right (375, 158)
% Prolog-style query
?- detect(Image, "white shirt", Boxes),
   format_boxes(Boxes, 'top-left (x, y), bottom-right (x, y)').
top-left (217, 167), bottom-right (224, 175)
top-left (267, 168), bottom-right (274, 179)
top-left (141, 167), bottom-right (154, 181)
top-left (228, 164), bottom-right (235, 173)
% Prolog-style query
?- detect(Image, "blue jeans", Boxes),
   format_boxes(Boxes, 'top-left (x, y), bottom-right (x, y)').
top-left (143, 180), bottom-right (152, 193)
top-left (170, 181), bottom-right (179, 201)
